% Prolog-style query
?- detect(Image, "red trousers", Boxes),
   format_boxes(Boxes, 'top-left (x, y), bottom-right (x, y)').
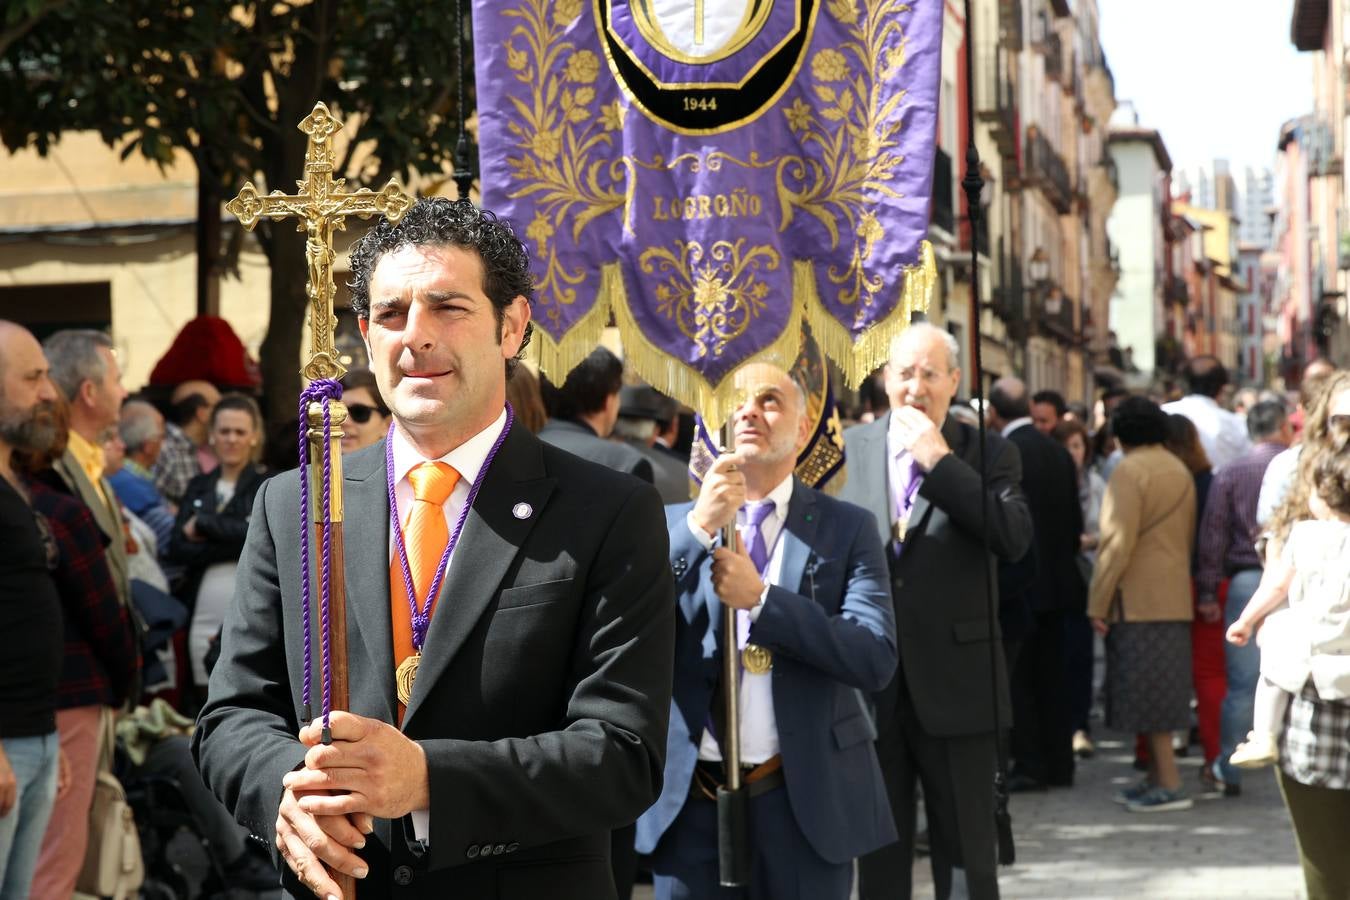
top-left (1191, 579), bottom-right (1229, 765)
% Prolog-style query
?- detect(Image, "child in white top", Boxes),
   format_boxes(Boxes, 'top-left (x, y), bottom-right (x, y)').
top-left (1226, 452), bottom-right (1350, 768)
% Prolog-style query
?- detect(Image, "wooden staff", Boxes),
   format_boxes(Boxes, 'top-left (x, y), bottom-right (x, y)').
top-left (227, 101), bottom-right (411, 899)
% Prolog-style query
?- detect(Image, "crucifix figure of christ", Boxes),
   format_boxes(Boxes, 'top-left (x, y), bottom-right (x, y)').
top-left (228, 101), bottom-right (413, 383)
top-left (226, 100), bottom-right (412, 900)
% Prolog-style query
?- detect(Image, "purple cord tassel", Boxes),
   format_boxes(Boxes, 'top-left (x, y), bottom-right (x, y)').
top-left (296, 378), bottom-right (343, 738)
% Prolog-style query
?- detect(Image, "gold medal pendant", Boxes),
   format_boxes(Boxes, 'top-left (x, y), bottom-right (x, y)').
top-left (742, 643), bottom-right (773, 675)
top-left (396, 652), bottom-right (421, 706)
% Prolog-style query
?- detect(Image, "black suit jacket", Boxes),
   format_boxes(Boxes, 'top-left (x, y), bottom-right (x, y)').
top-left (840, 413), bottom-right (1032, 737)
top-left (538, 419), bottom-right (654, 484)
top-left (167, 465), bottom-right (270, 608)
top-left (193, 423), bottom-right (676, 899)
top-left (1003, 423), bottom-right (1085, 615)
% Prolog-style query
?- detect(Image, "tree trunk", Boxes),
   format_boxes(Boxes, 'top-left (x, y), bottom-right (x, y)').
top-left (196, 163), bottom-right (222, 318)
top-left (258, 104), bottom-right (312, 439)
top-left (260, 223), bottom-right (309, 440)
top-left (255, 0), bottom-right (339, 440)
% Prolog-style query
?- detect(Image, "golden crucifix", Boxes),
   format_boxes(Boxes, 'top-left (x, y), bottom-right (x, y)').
top-left (227, 100), bottom-right (413, 380)
top-left (226, 101), bottom-right (411, 900)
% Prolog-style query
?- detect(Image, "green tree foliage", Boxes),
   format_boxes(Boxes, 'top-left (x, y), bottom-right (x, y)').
top-left (0, 0), bottom-right (476, 429)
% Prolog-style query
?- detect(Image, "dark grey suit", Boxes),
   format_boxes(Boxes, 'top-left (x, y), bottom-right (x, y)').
top-left (538, 419), bottom-right (654, 484)
top-left (625, 439), bottom-right (690, 504)
top-left (841, 413), bottom-right (1031, 900)
top-left (193, 422), bottom-right (676, 899)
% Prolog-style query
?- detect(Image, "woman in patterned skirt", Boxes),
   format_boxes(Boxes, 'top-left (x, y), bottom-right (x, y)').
top-left (1088, 397), bottom-right (1198, 813)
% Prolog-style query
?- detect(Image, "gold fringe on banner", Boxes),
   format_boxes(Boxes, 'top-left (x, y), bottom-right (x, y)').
top-left (800, 240), bottom-right (937, 391)
top-left (528, 292), bottom-right (611, 388)
top-left (608, 262), bottom-right (805, 428)
top-left (531, 241), bottom-right (936, 426)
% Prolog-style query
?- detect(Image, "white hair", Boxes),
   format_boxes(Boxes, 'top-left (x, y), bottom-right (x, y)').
top-left (889, 322), bottom-right (959, 371)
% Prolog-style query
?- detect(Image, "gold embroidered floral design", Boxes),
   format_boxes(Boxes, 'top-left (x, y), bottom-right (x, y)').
top-left (502, 0), bottom-right (629, 324)
top-left (639, 239), bottom-right (782, 359)
top-left (776, 0), bottom-right (914, 308)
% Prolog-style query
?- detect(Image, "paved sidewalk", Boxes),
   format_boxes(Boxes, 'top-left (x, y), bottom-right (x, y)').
top-left (626, 738), bottom-right (1309, 900)
top-left (908, 731), bottom-right (1306, 899)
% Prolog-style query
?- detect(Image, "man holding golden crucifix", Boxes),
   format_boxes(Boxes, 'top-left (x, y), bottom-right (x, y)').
top-left (194, 197), bottom-right (676, 899)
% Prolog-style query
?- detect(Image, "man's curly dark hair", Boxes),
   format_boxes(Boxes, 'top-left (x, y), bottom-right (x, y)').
top-left (347, 198), bottom-right (534, 368)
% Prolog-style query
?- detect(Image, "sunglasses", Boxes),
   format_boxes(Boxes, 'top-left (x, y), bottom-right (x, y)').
top-left (347, 403), bottom-right (386, 425)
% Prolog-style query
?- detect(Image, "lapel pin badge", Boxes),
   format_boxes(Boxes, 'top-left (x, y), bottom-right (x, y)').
top-left (512, 502), bottom-right (533, 520)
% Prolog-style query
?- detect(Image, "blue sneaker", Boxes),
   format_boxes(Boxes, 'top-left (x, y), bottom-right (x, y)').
top-left (1112, 779), bottom-right (1152, 805)
top-left (1125, 786), bottom-right (1193, 813)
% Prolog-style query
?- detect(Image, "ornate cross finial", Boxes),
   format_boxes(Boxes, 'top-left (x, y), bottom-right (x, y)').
top-left (227, 101), bottom-right (413, 381)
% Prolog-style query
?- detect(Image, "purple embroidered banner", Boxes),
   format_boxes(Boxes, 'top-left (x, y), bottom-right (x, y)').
top-left (473, 0), bottom-right (941, 423)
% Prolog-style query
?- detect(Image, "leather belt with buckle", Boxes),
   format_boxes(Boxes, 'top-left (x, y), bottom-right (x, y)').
top-left (690, 755), bottom-right (785, 801)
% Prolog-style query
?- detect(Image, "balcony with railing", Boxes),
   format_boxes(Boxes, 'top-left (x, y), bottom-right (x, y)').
top-left (999, 0), bottom-right (1023, 50)
top-left (1164, 276), bottom-right (1189, 307)
top-left (1035, 287), bottom-right (1077, 343)
top-left (1024, 126), bottom-right (1073, 214)
top-left (1305, 118), bottom-right (1342, 177)
top-left (990, 255), bottom-right (1025, 338)
top-left (1043, 31), bottom-right (1064, 84)
top-left (975, 42), bottom-right (1018, 159)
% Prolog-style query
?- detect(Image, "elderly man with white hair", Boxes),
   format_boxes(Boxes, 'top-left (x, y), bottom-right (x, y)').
top-left (842, 322), bottom-right (1032, 900)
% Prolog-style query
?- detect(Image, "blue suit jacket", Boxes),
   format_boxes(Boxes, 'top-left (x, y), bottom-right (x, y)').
top-left (636, 480), bottom-right (898, 864)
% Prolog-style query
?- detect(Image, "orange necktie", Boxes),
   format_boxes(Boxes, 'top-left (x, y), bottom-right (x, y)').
top-left (391, 461), bottom-right (460, 717)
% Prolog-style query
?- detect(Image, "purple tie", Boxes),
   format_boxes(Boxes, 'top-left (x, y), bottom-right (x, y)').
top-left (894, 454), bottom-right (922, 521)
top-left (742, 500), bottom-right (776, 575)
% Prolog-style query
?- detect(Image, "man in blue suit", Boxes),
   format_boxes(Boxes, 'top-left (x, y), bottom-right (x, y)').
top-left (637, 362), bottom-right (897, 899)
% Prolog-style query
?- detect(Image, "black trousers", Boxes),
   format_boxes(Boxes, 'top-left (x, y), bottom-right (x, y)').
top-left (611, 823), bottom-right (637, 900)
top-left (1009, 610), bottom-right (1075, 785)
top-left (858, 668), bottom-right (1000, 900)
top-left (1063, 612), bottom-right (1095, 734)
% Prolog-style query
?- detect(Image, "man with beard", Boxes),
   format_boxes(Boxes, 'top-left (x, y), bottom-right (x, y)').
top-left (0, 320), bottom-right (64, 898)
top-left (637, 362), bottom-right (896, 899)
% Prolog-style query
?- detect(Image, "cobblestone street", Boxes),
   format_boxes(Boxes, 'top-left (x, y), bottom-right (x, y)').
top-left (909, 731), bottom-right (1306, 899)
top-left (634, 730), bottom-right (1307, 900)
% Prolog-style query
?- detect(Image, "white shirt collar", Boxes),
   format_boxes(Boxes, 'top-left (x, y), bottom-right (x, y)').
top-left (390, 408), bottom-right (508, 489)
top-left (1001, 416), bottom-right (1033, 438)
top-left (885, 410), bottom-right (910, 459)
top-left (740, 471), bottom-right (794, 523)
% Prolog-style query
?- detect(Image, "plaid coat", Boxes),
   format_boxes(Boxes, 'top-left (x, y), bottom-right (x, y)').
top-left (29, 475), bottom-right (140, 709)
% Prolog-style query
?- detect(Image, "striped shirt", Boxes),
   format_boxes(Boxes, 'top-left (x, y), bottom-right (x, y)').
top-left (1195, 442), bottom-right (1286, 602)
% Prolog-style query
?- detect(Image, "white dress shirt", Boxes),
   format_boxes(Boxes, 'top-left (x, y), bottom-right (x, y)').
top-left (886, 414), bottom-right (927, 526)
top-left (688, 473), bottom-right (794, 765)
top-left (1257, 443), bottom-right (1301, 528)
top-left (388, 407), bottom-right (508, 843)
top-left (1000, 416), bottom-right (1033, 438)
top-left (1161, 394), bottom-right (1251, 473)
